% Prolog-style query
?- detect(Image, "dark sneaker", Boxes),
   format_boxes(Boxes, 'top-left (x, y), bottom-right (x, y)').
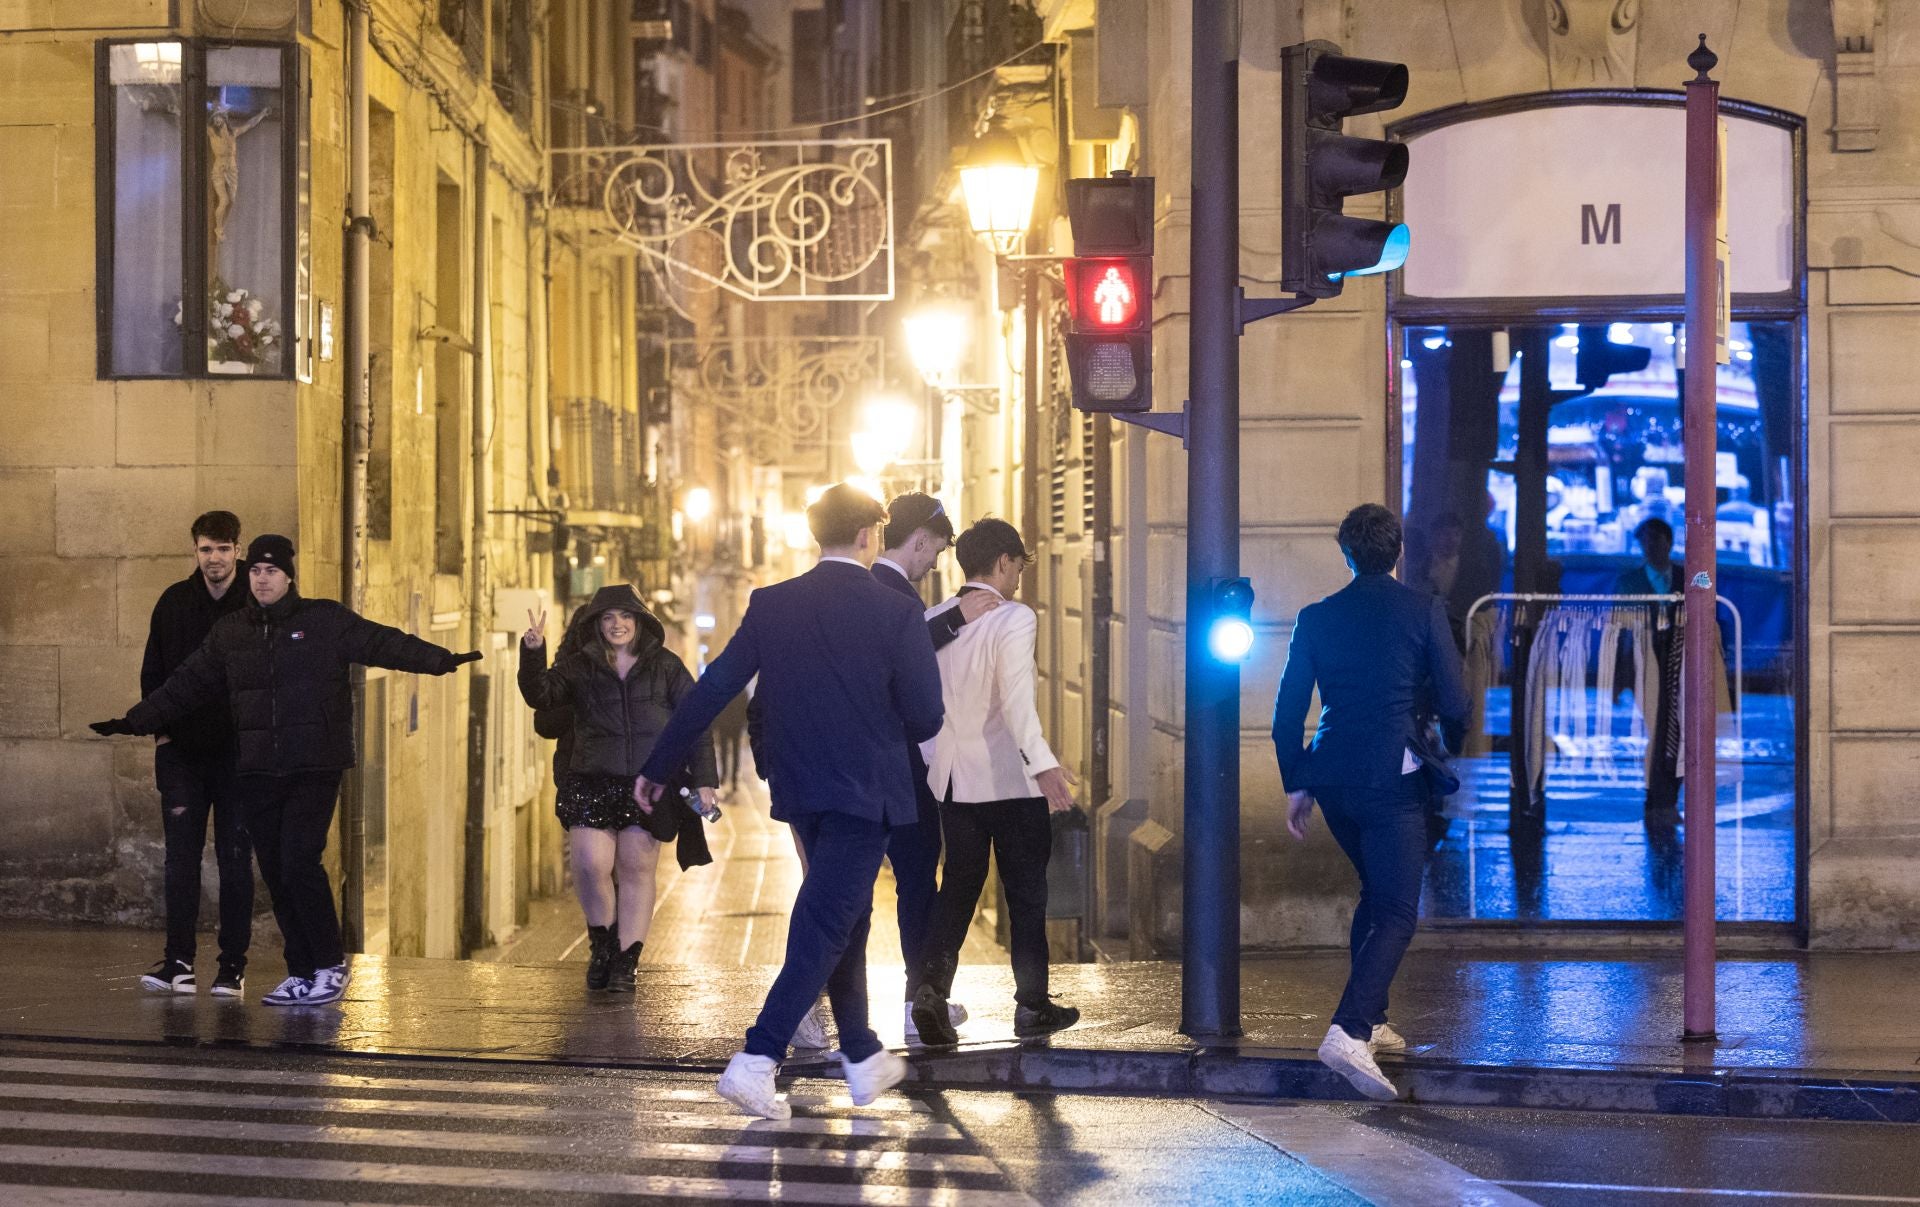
top-left (607, 941), bottom-right (642, 993)
top-left (1014, 999), bottom-right (1080, 1038)
top-left (211, 959), bottom-right (245, 999)
top-left (140, 958), bottom-right (193, 994)
top-left (585, 925), bottom-right (616, 992)
top-left (910, 983), bottom-right (959, 1047)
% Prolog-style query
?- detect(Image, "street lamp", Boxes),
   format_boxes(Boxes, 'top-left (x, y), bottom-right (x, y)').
top-left (959, 117), bottom-right (1040, 256)
top-left (683, 486), bottom-right (714, 522)
top-left (903, 303), bottom-right (969, 388)
top-left (850, 393), bottom-right (918, 477)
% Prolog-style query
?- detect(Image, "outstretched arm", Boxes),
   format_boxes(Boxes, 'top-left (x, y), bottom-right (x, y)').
top-left (338, 607), bottom-right (477, 675)
top-left (638, 606), bottom-right (763, 793)
top-left (118, 641), bottom-right (229, 737)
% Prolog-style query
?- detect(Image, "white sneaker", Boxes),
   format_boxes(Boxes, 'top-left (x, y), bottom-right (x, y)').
top-left (303, 964), bottom-right (349, 1006)
top-left (840, 1048), bottom-right (909, 1107)
top-left (1371, 1022), bottom-right (1406, 1052)
top-left (717, 1052), bottom-right (790, 1120)
top-left (261, 975), bottom-right (313, 1007)
top-left (1318, 1024), bottom-right (1399, 1101)
top-left (791, 1000), bottom-right (831, 1050)
top-left (904, 999), bottom-right (970, 1040)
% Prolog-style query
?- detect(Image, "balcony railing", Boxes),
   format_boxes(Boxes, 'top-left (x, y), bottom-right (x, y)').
top-left (557, 398), bottom-right (645, 514)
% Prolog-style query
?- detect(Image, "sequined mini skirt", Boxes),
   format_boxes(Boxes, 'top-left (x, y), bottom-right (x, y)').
top-left (555, 773), bottom-right (652, 833)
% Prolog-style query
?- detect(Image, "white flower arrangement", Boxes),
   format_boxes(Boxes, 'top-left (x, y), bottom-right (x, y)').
top-left (175, 277), bottom-right (282, 370)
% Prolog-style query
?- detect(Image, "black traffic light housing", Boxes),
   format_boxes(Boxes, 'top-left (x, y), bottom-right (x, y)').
top-left (1064, 172), bottom-right (1154, 414)
top-left (1574, 324), bottom-right (1653, 393)
top-left (1281, 41), bottom-right (1411, 300)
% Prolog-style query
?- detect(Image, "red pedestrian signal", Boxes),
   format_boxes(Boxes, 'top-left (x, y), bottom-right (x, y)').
top-left (1064, 174), bottom-right (1154, 413)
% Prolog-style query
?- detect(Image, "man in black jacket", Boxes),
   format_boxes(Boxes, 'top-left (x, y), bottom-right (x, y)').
top-left (1274, 504), bottom-right (1470, 1103)
top-left (93, 535), bottom-right (480, 1009)
top-left (136, 510), bottom-right (253, 996)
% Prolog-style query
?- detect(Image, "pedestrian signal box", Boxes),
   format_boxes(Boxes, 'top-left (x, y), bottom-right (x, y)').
top-left (1281, 42), bottom-right (1411, 300)
top-left (1064, 173), bottom-right (1154, 413)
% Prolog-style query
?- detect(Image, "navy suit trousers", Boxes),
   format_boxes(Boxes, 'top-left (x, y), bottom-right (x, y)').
top-left (1317, 775), bottom-right (1429, 1041)
top-left (745, 811), bottom-right (891, 1064)
top-left (884, 779), bottom-right (943, 1000)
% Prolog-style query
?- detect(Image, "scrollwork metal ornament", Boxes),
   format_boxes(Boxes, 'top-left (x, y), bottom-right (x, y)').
top-left (670, 336), bottom-right (882, 463)
top-left (552, 140), bottom-right (895, 306)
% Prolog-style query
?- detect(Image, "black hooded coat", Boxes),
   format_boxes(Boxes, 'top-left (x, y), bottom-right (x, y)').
top-left (518, 586), bottom-right (718, 863)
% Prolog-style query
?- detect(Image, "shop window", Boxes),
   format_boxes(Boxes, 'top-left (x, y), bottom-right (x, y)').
top-left (98, 40), bottom-right (300, 379)
top-left (1398, 319), bottom-right (1799, 925)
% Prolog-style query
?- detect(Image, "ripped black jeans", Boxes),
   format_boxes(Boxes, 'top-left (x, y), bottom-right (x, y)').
top-left (154, 744), bottom-right (255, 970)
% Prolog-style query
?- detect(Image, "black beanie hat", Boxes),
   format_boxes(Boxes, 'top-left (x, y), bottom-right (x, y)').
top-left (246, 533), bottom-right (297, 581)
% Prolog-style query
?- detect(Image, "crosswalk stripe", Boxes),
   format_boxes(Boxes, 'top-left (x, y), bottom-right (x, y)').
top-left (0, 1056), bottom-right (931, 1115)
top-left (0, 1108), bottom-right (1000, 1175)
top-left (0, 1190), bottom-right (425, 1207)
top-left (0, 1144), bottom-right (1039, 1206)
top-left (0, 1082), bottom-right (960, 1140)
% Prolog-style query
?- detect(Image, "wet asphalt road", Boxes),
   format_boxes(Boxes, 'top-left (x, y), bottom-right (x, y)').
top-left (0, 1038), bottom-right (1912, 1204)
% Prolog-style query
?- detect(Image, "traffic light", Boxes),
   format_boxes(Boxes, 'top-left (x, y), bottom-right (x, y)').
top-left (1574, 324), bottom-right (1652, 392)
top-left (1281, 42), bottom-right (1411, 299)
top-left (1206, 577), bottom-right (1256, 663)
top-left (1063, 172), bottom-right (1154, 413)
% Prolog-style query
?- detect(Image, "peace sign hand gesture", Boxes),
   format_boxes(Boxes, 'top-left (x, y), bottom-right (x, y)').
top-left (523, 608), bottom-right (547, 649)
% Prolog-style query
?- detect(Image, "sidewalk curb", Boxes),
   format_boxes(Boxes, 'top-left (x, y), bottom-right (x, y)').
top-left (877, 1046), bottom-right (1920, 1124)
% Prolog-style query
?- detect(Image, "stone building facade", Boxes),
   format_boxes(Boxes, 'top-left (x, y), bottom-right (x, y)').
top-left (909, 0), bottom-right (1918, 952)
top-left (0, 0), bottom-right (588, 954)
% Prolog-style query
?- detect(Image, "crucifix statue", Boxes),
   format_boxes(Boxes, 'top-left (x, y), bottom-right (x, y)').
top-left (208, 105), bottom-right (272, 247)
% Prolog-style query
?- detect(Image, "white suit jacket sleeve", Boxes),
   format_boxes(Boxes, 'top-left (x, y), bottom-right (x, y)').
top-left (994, 605), bottom-right (1059, 778)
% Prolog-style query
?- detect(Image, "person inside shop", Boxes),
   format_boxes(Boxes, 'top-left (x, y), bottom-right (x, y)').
top-left (90, 535), bottom-right (481, 1008)
top-left (1615, 517), bottom-right (1688, 826)
top-left (518, 585), bottom-right (718, 994)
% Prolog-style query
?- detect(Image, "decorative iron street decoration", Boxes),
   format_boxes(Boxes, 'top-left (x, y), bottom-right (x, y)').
top-left (552, 140), bottom-right (894, 306)
top-left (669, 335), bottom-right (882, 463)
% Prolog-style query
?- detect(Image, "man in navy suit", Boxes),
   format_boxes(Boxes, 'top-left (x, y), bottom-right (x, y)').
top-left (637, 485), bottom-right (944, 1120)
top-left (1273, 503), bottom-right (1469, 1103)
top-left (871, 492), bottom-right (998, 1040)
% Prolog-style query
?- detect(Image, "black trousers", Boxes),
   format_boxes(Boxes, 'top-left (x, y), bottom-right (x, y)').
top-left (920, 795), bottom-right (1052, 1008)
top-left (885, 777), bottom-right (943, 1001)
top-left (1318, 775), bottom-right (1429, 1041)
top-left (239, 770), bottom-right (345, 980)
top-left (153, 744), bottom-right (253, 968)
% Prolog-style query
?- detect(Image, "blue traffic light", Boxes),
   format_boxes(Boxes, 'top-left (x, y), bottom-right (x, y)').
top-left (1348, 222), bottom-right (1410, 277)
top-left (1208, 615), bottom-right (1256, 663)
top-left (1206, 577), bottom-right (1256, 663)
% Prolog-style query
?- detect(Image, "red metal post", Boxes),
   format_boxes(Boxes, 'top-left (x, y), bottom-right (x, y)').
top-left (1681, 36), bottom-right (1721, 1042)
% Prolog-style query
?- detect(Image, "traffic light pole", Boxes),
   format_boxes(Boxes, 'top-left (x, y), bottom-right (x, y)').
top-left (1181, 0), bottom-right (1243, 1040)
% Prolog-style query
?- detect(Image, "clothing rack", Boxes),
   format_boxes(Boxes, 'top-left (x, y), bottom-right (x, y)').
top-left (1462, 593), bottom-right (1745, 727)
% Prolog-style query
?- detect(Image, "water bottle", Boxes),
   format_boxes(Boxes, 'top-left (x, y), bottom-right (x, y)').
top-left (681, 786), bottom-right (722, 823)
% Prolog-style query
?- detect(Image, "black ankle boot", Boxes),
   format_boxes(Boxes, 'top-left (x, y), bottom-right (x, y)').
top-left (585, 925), bottom-right (617, 991)
top-left (608, 940), bottom-right (642, 993)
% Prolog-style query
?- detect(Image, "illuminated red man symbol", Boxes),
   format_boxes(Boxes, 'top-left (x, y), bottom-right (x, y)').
top-left (1093, 266), bottom-right (1133, 326)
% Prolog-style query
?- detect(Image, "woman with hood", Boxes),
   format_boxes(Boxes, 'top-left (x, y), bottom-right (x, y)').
top-left (519, 585), bottom-right (719, 991)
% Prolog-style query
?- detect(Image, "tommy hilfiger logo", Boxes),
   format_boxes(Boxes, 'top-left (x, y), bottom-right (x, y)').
top-left (290, 631), bottom-right (306, 640)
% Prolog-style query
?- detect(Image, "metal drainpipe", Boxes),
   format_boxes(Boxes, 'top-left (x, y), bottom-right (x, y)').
top-left (340, 0), bottom-right (372, 951)
top-left (462, 136), bottom-right (494, 956)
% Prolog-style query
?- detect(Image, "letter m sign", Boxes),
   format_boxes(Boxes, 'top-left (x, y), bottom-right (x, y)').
top-left (1582, 203), bottom-right (1622, 245)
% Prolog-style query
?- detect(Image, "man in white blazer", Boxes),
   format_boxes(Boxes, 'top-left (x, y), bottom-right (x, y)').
top-left (909, 518), bottom-right (1080, 1046)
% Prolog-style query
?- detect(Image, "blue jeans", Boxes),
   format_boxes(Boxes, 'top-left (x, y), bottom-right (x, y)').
top-left (1317, 775), bottom-right (1429, 1041)
top-left (744, 810), bottom-right (890, 1064)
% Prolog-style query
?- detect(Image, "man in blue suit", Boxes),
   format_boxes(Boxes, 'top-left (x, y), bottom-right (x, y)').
top-left (1273, 503), bottom-right (1469, 1103)
top-left (871, 492), bottom-right (998, 1040)
top-left (637, 485), bottom-right (944, 1120)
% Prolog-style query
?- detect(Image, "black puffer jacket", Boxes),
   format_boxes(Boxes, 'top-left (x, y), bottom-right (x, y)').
top-left (125, 589), bottom-right (463, 775)
top-left (518, 584), bottom-right (718, 786)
